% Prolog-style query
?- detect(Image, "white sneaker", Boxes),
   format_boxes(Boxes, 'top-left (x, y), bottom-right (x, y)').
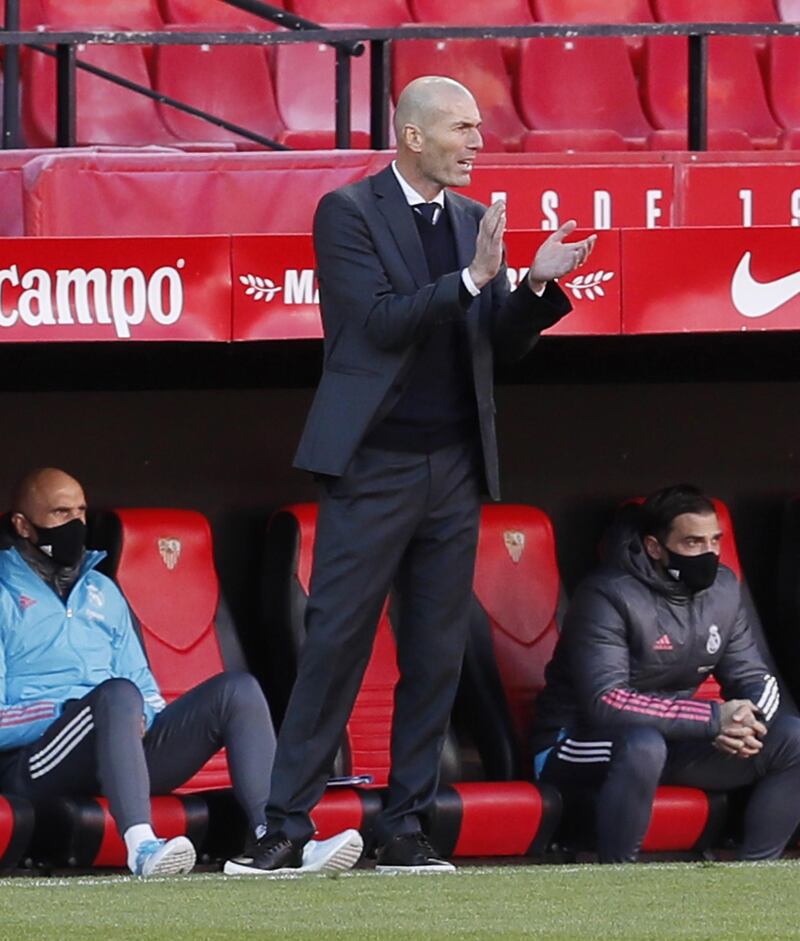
top-left (301, 829), bottom-right (364, 873)
top-left (133, 836), bottom-right (196, 877)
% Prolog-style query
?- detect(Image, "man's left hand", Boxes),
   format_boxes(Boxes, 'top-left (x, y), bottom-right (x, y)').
top-left (528, 220), bottom-right (597, 293)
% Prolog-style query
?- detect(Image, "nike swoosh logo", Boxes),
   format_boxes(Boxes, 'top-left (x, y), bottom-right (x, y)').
top-left (731, 252), bottom-right (800, 318)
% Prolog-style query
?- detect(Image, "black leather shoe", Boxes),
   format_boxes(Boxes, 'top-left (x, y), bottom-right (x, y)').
top-left (375, 832), bottom-right (455, 873)
top-left (223, 830), bottom-right (303, 876)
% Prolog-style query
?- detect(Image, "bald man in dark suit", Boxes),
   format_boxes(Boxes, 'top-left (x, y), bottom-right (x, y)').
top-left (230, 76), bottom-right (595, 876)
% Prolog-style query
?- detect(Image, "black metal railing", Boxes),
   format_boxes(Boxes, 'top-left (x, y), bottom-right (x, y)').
top-left (3, 0), bottom-right (800, 154)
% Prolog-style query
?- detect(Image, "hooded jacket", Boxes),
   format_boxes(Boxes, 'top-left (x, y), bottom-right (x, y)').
top-left (0, 546), bottom-right (165, 750)
top-left (531, 531), bottom-right (778, 755)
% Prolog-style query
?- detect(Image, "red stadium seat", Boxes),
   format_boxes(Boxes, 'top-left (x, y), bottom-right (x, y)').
top-left (22, 41), bottom-right (185, 148)
top-left (652, 0), bottom-right (778, 55)
top-left (264, 504), bottom-right (562, 856)
top-left (531, 0), bottom-right (654, 66)
top-left (767, 37), bottom-right (800, 139)
top-left (458, 503), bottom-right (726, 857)
top-left (0, 0), bottom-right (43, 29)
top-left (160, 0), bottom-right (285, 28)
top-left (647, 128), bottom-right (754, 150)
top-left (155, 26), bottom-right (285, 148)
top-left (410, 0), bottom-right (532, 24)
top-left (22, 151), bottom-right (388, 236)
top-left (0, 796), bottom-right (34, 871)
top-left (516, 37), bottom-right (653, 148)
top-left (642, 36), bottom-right (781, 149)
top-left (290, 0), bottom-right (411, 25)
top-left (393, 35), bottom-right (529, 151)
top-left (271, 30), bottom-right (373, 149)
top-left (37, 0), bottom-right (163, 28)
top-left (652, 0), bottom-right (779, 22)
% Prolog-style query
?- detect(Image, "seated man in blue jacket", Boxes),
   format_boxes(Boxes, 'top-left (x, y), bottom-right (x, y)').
top-left (532, 483), bottom-right (800, 863)
top-left (0, 467), bottom-right (362, 877)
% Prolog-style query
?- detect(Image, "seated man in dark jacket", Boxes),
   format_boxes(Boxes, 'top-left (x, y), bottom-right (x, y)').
top-left (532, 483), bottom-right (800, 863)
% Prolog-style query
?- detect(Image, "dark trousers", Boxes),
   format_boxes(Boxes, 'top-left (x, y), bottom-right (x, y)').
top-left (539, 715), bottom-right (800, 862)
top-left (267, 439), bottom-right (481, 845)
top-left (0, 672), bottom-right (275, 834)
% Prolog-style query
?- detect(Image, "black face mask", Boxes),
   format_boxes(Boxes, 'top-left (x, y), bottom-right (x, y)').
top-left (31, 518), bottom-right (86, 568)
top-left (664, 548), bottom-right (719, 593)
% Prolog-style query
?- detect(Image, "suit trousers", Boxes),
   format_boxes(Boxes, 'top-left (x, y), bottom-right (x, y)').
top-left (266, 438), bottom-right (482, 845)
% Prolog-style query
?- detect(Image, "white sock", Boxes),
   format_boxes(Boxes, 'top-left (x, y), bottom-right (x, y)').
top-left (124, 823), bottom-right (158, 873)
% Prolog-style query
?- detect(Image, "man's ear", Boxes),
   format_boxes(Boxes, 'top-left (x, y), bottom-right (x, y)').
top-left (642, 534), bottom-right (662, 562)
top-left (10, 513), bottom-right (33, 540)
top-left (402, 123), bottom-right (423, 153)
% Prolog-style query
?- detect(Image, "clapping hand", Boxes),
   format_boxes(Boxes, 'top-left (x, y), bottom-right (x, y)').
top-left (528, 220), bottom-right (597, 293)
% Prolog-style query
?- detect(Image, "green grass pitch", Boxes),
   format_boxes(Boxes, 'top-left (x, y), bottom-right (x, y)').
top-left (1, 861), bottom-right (800, 941)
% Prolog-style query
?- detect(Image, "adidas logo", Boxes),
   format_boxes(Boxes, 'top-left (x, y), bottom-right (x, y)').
top-left (653, 634), bottom-right (673, 651)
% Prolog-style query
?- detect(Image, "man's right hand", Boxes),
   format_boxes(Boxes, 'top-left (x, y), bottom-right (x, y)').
top-left (714, 699), bottom-right (767, 758)
top-left (468, 200), bottom-right (507, 290)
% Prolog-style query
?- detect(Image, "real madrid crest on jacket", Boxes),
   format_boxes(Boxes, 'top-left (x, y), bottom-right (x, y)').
top-left (531, 527), bottom-right (779, 754)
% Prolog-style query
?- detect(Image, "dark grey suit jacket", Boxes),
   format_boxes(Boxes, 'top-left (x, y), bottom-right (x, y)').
top-left (294, 164), bottom-right (571, 500)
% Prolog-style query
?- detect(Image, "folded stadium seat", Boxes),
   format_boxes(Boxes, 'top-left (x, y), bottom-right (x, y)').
top-left (515, 37), bottom-right (653, 150)
top-left (21, 37), bottom-right (228, 149)
top-left (290, 0), bottom-right (411, 24)
top-left (155, 25), bottom-right (286, 149)
top-left (766, 37), bottom-right (800, 148)
top-left (409, 0), bottom-right (532, 71)
top-left (0, 796), bottom-right (35, 872)
top-left (642, 36), bottom-right (781, 150)
top-left (454, 503), bottom-right (726, 859)
top-left (647, 129), bottom-right (754, 151)
top-left (0, 0), bottom-right (43, 28)
top-left (651, 0), bottom-right (779, 56)
top-left (36, 0), bottom-right (164, 28)
top-left (521, 129), bottom-right (629, 153)
top-left (271, 30), bottom-right (373, 149)
top-left (29, 508), bottom-right (256, 869)
top-left (160, 0), bottom-right (286, 27)
top-left (393, 34), bottom-right (530, 152)
top-left (263, 504), bottom-right (562, 858)
top-left (531, 0), bottom-right (655, 70)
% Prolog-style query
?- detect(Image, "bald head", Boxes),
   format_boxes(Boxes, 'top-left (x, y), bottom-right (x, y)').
top-left (11, 468), bottom-right (87, 543)
top-left (394, 76), bottom-right (476, 141)
top-left (393, 76), bottom-right (483, 201)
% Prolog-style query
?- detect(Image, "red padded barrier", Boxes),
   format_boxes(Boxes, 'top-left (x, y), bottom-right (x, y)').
top-left (472, 505), bottom-right (560, 761)
top-left (93, 796), bottom-right (187, 866)
top-left (516, 38), bottom-right (653, 147)
top-left (450, 782), bottom-right (543, 856)
top-left (111, 508), bottom-right (233, 791)
top-left (22, 151), bottom-right (389, 236)
top-left (641, 786), bottom-right (710, 852)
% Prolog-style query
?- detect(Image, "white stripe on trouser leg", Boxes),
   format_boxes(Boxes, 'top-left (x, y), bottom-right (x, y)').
top-left (29, 713), bottom-right (95, 778)
top-left (560, 745), bottom-right (612, 758)
top-left (557, 753), bottom-right (611, 764)
top-left (564, 738), bottom-right (613, 749)
top-left (29, 706), bottom-right (92, 767)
